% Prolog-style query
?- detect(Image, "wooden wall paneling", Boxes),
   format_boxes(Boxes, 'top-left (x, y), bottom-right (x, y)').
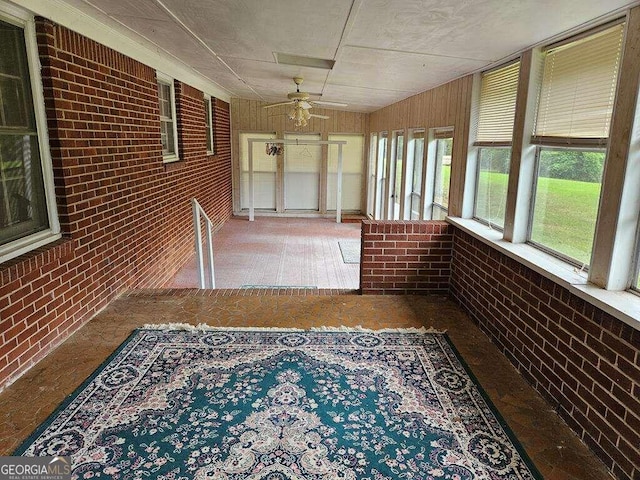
top-left (367, 76), bottom-right (474, 220)
top-left (449, 75), bottom-right (473, 217)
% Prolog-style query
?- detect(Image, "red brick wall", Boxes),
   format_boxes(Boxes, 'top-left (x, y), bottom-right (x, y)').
top-left (0, 19), bottom-right (232, 390)
top-left (450, 229), bottom-right (640, 480)
top-left (360, 220), bottom-right (452, 294)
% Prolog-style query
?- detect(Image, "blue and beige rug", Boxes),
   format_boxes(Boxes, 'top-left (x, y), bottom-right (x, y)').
top-left (16, 326), bottom-right (541, 479)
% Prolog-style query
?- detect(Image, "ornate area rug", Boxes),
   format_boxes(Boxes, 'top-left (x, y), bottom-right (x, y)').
top-left (16, 327), bottom-right (541, 480)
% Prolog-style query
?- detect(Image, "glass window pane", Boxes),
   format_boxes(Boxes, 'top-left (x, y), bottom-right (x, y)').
top-left (474, 147), bottom-right (510, 229)
top-left (165, 122), bottom-right (174, 155)
top-left (204, 99), bottom-right (213, 152)
top-left (158, 83), bottom-right (172, 119)
top-left (0, 20), bottom-right (34, 129)
top-left (530, 148), bottom-right (605, 265)
top-left (161, 120), bottom-right (174, 155)
top-left (412, 133), bottom-right (424, 194)
top-left (388, 133), bottom-right (403, 220)
top-left (410, 131), bottom-right (424, 220)
top-left (0, 25), bottom-right (21, 76)
top-left (432, 205), bottom-right (447, 221)
top-left (433, 138), bottom-right (452, 211)
top-left (0, 134), bottom-right (48, 245)
top-left (0, 77), bottom-right (28, 127)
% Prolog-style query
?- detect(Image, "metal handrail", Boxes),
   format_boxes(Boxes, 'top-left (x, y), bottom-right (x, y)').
top-left (192, 198), bottom-right (215, 289)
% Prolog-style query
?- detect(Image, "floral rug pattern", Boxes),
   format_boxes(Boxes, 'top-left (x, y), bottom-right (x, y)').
top-left (17, 328), bottom-right (541, 479)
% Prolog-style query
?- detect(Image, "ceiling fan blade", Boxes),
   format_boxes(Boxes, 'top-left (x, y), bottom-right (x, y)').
top-left (309, 114), bottom-right (330, 119)
top-left (263, 101), bottom-right (294, 109)
top-left (310, 100), bottom-right (348, 108)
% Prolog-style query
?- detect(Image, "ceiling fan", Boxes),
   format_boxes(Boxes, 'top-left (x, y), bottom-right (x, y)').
top-left (263, 77), bottom-right (347, 127)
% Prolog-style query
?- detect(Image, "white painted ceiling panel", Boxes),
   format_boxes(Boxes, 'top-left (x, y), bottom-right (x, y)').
top-left (347, 0), bottom-right (635, 61)
top-left (67, 0), bottom-right (638, 112)
top-left (157, 0), bottom-right (352, 61)
top-left (321, 83), bottom-right (414, 112)
top-left (332, 46), bottom-right (488, 93)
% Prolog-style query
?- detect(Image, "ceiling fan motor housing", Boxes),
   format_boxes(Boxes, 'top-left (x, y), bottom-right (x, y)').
top-left (287, 91), bottom-right (310, 101)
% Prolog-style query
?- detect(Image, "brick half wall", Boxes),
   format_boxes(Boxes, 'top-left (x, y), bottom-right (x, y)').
top-left (449, 228), bottom-right (640, 480)
top-left (0, 19), bottom-right (233, 391)
top-left (360, 220), bottom-right (452, 294)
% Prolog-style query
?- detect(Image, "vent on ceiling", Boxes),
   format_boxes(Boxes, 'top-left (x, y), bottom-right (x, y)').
top-left (274, 52), bottom-right (335, 70)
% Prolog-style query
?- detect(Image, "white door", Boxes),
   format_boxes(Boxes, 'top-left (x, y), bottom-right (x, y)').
top-left (327, 134), bottom-right (364, 212)
top-left (240, 132), bottom-right (277, 210)
top-left (284, 133), bottom-right (321, 210)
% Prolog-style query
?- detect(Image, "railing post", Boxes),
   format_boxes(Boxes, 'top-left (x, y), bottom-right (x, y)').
top-left (192, 199), bottom-right (206, 289)
top-left (205, 219), bottom-right (215, 289)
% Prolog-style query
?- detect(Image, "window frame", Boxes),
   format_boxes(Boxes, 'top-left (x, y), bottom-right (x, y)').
top-left (631, 222), bottom-right (640, 294)
top-left (204, 94), bottom-right (215, 155)
top-left (388, 130), bottom-right (404, 220)
top-left (366, 132), bottom-right (377, 218)
top-left (469, 60), bottom-right (520, 231)
top-left (157, 72), bottom-right (179, 163)
top-left (374, 132), bottom-right (388, 220)
top-left (0, 4), bottom-right (60, 264)
top-left (523, 23), bottom-right (625, 269)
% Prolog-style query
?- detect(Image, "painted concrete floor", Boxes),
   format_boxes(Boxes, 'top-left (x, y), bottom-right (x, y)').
top-left (0, 292), bottom-right (612, 480)
top-left (168, 217), bottom-right (362, 290)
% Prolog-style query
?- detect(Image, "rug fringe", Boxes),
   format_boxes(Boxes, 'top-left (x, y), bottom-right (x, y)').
top-left (311, 325), bottom-right (446, 334)
top-left (141, 323), bottom-right (307, 332)
top-left (141, 323), bottom-right (446, 334)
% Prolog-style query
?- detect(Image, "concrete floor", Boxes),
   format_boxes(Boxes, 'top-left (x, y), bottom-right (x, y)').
top-left (169, 217), bottom-right (361, 289)
top-left (0, 292), bottom-right (612, 480)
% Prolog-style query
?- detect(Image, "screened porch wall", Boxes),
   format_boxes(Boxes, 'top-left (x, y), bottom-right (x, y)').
top-left (230, 99), bottom-right (368, 216)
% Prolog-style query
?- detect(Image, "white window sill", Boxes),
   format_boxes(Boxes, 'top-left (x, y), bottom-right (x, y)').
top-left (0, 230), bottom-right (62, 265)
top-left (447, 216), bottom-right (640, 332)
top-left (163, 154), bottom-right (180, 164)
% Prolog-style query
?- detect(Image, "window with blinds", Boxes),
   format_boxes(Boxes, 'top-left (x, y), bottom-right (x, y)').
top-left (533, 22), bottom-right (624, 145)
top-left (475, 61), bottom-right (520, 144)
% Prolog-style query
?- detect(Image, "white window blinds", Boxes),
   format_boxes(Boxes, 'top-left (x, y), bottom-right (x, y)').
top-left (475, 61), bottom-right (520, 144)
top-left (533, 22), bottom-right (624, 144)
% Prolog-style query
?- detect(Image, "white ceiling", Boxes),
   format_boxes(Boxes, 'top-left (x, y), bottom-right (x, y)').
top-left (61, 0), bottom-right (637, 113)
